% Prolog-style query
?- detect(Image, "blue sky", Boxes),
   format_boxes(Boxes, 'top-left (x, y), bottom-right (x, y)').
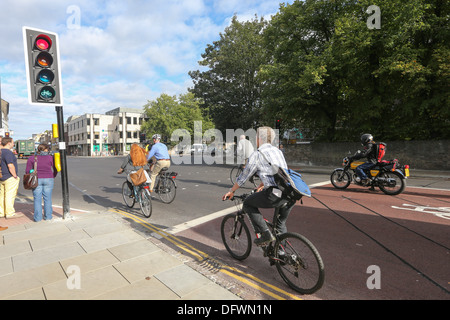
top-left (0, 0), bottom-right (290, 140)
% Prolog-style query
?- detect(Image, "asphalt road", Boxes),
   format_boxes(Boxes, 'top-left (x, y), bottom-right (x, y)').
top-left (16, 156), bottom-right (450, 300)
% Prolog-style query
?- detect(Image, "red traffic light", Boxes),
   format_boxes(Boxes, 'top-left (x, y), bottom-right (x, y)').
top-left (35, 34), bottom-right (52, 51)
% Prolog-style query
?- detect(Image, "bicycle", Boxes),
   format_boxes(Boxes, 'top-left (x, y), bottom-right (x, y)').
top-left (230, 164), bottom-right (261, 188)
top-left (122, 180), bottom-right (152, 218)
top-left (221, 193), bottom-right (325, 294)
top-left (149, 167), bottom-right (178, 204)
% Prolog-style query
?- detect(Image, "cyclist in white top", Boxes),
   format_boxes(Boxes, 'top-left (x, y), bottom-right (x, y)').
top-left (223, 127), bottom-right (292, 246)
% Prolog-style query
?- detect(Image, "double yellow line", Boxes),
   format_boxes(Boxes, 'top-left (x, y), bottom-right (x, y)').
top-left (110, 207), bottom-right (302, 300)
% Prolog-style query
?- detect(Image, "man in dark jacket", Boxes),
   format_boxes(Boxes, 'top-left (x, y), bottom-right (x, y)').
top-left (352, 134), bottom-right (377, 185)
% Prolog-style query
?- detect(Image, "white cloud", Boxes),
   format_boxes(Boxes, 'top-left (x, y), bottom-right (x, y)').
top-left (0, 0), bottom-right (290, 140)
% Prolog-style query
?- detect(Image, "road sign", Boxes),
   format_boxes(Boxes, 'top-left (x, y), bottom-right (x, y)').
top-left (23, 27), bottom-right (63, 105)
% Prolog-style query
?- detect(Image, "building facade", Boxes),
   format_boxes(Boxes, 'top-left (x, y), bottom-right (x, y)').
top-left (0, 98), bottom-right (10, 136)
top-left (66, 107), bottom-right (148, 156)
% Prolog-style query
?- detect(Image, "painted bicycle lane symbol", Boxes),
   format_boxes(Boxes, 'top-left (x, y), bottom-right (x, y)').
top-left (392, 204), bottom-right (450, 220)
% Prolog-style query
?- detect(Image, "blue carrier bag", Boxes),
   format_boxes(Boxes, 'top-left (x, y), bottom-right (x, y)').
top-left (259, 151), bottom-right (311, 201)
top-left (276, 167), bottom-right (311, 201)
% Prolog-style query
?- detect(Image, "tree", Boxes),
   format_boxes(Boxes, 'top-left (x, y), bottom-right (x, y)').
top-left (189, 15), bottom-right (269, 133)
top-left (261, 0), bottom-right (449, 141)
top-left (141, 92), bottom-right (214, 146)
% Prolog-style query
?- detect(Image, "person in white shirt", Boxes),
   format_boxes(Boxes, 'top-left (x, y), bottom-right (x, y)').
top-left (223, 127), bottom-right (292, 246)
top-left (236, 135), bottom-right (254, 166)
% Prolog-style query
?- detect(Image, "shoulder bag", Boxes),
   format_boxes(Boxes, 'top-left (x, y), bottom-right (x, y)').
top-left (23, 155), bottom-right (39, 190)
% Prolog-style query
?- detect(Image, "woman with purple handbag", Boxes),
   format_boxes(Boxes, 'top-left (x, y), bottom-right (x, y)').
top-left (26, 144), bottom-right (58, 222)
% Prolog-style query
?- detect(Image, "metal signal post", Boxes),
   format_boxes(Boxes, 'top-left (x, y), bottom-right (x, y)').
top-left (55, 106), bottom-right (70, 219)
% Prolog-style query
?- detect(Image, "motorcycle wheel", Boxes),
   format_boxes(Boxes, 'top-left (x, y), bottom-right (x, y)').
top-left (330, 169), bottom-right (351, 189)
top-left (378, 171), bottom-right (405, 195)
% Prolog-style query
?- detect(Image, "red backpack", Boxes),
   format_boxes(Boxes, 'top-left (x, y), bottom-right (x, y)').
top-left (376, 142), bottom-right (386, 162)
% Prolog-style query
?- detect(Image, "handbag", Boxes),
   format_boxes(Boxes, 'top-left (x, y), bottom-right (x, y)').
top-left (23, 155), bottom-right (38, 190)
top-left (129, 167), bottom-right (147, 186)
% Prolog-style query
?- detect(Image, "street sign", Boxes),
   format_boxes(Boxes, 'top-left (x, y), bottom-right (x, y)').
top-left (23, 27), bottom-right (63, 105)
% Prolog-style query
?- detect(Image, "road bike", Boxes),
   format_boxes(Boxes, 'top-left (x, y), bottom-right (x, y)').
top-left (230, 164), bottom-right (261, 188)
top-left (122, 181), bottom-right (152, 218)
top-left (150, 167), bottom-right (178, 204)
top-left (221, 193), bottom-right (325, 294)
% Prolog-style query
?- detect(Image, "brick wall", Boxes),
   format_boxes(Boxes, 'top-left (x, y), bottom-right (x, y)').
top-left (284, 140), bottom-right (450, 170)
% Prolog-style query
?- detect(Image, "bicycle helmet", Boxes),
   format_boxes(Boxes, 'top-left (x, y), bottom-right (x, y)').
top-left (360, 133), bottom-right (373, 146)
top-left (152, 134), bottom-right (161, 140)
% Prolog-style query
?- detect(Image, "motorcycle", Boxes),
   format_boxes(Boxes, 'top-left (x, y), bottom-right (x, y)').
top-left (330, 153), bottom-right (410, 195)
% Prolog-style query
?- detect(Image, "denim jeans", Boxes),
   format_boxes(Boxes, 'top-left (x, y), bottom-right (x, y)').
top-left (356, 162), bottom-right (376, 180)
top-left (32, 178), bottom-right (54, 222)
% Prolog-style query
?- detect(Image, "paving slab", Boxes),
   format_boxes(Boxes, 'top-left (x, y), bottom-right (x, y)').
top-left (43, 265), bottom-right (130, 300)
top-left (0, 262), bottom-right (66, 299)
top-left (59, 249), bottom-right (120, 274)
top-left (113, 250), bottom-right (183, 283)
top-left (77, 229), bottom-right (145, 253)
top-left (155, 264), bottom-right (215, 298)
top-left (94, 277), bottom-right (180, 300)
top-left (2, 224), bottom-right (70, 245)
top-left (0, 240), bottom-right (32, 259)
top-left (107, 239), bottom-right (160, 261)
top-left (12, 241), bottom-right (86, 272)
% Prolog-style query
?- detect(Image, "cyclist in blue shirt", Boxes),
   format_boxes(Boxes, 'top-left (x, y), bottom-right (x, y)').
top-left (146, 134), bottom-right (171, 192)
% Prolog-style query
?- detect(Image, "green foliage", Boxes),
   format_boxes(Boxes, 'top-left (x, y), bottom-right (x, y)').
top-left (141, 92), bottom-right (214, 146)
top-left (189, 15), bottom-right (269, 133)
top-left (188, 0), bottom-right (449, 141)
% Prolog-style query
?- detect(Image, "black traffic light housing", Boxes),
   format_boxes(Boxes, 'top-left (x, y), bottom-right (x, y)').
top-left (275, 119), bottom-right (281, 130)
top-left (23, 27), bottom-right (63, 105)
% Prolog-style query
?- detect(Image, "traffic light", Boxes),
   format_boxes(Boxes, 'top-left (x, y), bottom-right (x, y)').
top-left (139, 133), bottom-right (146, 143)
top-left (275, 119), bottom-right (281, 130)
top-left (23, 27), bottom-right (63, 105)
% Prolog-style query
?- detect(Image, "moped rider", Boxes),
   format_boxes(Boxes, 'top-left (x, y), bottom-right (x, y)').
top-left (350, 134), bottom-right (378, 186)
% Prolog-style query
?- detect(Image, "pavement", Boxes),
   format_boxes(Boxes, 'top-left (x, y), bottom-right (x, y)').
top-left (0, 165), bottom-right (448, 301)
top-left (0, 201), bottom-right (240, 300)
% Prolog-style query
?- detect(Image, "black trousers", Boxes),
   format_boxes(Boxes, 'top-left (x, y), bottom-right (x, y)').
top-left (243, 187), bottom-right (294, 235)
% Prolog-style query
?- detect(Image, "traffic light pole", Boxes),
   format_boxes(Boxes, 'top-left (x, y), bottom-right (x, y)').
top-left (55, 106), bottom-right (70, 219)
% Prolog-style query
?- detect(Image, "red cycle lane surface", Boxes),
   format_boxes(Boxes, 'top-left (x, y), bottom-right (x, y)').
top-left (172, 184), bottom-right (450, 300)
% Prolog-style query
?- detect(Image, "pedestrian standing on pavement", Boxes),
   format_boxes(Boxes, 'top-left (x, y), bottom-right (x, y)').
top-left (0, 136), bottom-right (6, 231)
top-left (0, 137), bottom-right (23, 220)
top-left (26, 144), bottom-right (58, 222)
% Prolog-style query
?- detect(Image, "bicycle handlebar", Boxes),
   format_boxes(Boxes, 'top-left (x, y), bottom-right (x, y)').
top-left (223, 193), bottom-right (249, 201)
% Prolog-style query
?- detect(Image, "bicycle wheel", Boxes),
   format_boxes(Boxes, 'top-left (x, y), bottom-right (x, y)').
top-left (230, 166), bottom-right (242, 185)
top-left (158, 178), bottom-right (176, 204)
top-left (139, 187), bottom-right (152, 218)
top-left (221, 213), bottom-right (252, 260)
top-left (274, 232), bottom-right (324, 294)
top-left (122, 181), bottom-right (135, 208)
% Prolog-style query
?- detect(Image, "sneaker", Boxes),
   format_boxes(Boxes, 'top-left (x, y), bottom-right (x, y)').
top-left (254, 230), bottom-right (275, 246)
top-left (0, 226), bottom-right (8, 232)
top-left (6, 213), bottom-right (24, 219)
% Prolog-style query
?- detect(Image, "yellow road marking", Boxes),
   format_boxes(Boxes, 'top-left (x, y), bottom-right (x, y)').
top-left (110, 208), bottom-right (302, 300)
